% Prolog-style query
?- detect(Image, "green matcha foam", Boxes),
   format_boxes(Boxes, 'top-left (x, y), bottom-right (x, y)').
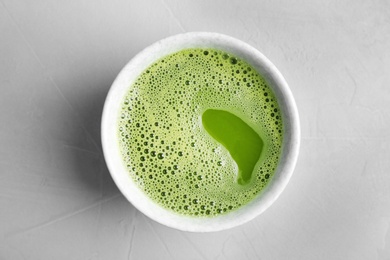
top-left (118, 48), bottom-right (283, 217)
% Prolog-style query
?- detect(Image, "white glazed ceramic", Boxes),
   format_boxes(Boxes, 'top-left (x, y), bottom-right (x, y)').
top-left (101, 32), bottom-right (300, 232)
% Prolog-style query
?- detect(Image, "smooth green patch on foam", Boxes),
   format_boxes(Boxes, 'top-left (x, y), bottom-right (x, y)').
top-left (118, 48), bottom-right (283, 217)
top-left (202, 109), bottom-right (263, 185)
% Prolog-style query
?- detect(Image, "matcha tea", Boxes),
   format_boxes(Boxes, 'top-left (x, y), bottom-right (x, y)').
top-left (118, 48), bottom-right (283, 217)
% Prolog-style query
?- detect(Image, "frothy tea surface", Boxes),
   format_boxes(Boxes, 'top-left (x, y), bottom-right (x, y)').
top-left (118, 48), bottom-right (283, 217)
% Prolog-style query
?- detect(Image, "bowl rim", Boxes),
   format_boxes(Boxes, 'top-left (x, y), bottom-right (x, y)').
top-left (101, 32), bottom-right (300, 232)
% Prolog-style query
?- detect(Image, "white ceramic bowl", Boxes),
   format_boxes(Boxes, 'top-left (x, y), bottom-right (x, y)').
top-left (101, 32), bottom-right (300, 232)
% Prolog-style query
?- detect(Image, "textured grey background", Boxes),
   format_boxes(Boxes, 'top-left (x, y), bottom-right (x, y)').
top-left (1, 0), bottom-right (390, 259)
